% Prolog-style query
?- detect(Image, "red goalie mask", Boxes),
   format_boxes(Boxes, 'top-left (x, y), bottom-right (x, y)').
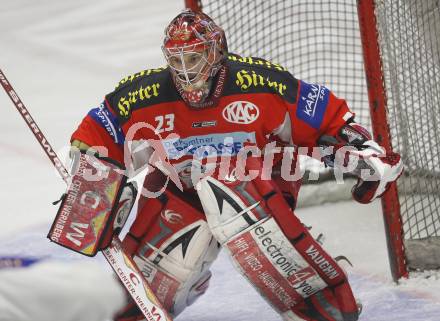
top-left (162, 9), bottom-right (228, 107)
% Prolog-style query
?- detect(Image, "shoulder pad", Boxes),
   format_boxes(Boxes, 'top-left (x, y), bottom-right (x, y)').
top-left (225, 54), bottom-right (297, 103)
top-left (105, 67), bottom-right (180, 123)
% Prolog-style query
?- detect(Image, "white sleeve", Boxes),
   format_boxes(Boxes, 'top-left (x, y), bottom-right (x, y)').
top-left (271, 112), bottom-right (293, 145)
top-left (125, 139), bottom-right (155, 178)
top-left (0, 261), bottom-right (125, 321)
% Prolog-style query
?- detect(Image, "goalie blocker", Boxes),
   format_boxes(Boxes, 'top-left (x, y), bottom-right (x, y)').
top-left (48, 151), bottom-right (137, 256)
top-left (318, 122), bottom-right (403, 204)
top-left (197, 156), bottom-right (360, 321)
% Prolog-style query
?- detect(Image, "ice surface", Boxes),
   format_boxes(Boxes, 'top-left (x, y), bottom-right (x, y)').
top-left (0, 1), bottom-right (439, 320)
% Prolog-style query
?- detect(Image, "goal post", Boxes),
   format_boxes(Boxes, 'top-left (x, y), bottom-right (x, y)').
top-left (360, 0), bottom-right (440, 276)
top-left (357, 0), bottom-right (407, 281)
top-left (183, 0), bottom-right (440, 281)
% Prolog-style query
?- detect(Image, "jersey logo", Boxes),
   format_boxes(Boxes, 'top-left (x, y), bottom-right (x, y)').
top-left (192, 120), bottom-right (217, 128)
top-left (296, 81), bottom-right (329, 129)
top-left (222, 101), bottom-right (259, 124)
top-left (161, 210), bottom-right (183, 225)
top-left (88, 103), bottom-right (125, 145)
top-left (162, 132), bottom-right (257, 160)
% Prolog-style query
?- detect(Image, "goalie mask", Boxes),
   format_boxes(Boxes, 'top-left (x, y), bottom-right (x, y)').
top-left (162, 9), bottom-right (228, 107)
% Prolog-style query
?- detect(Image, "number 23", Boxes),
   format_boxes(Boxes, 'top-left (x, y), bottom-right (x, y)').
top-left (155, 114), bottom-right (174, 133)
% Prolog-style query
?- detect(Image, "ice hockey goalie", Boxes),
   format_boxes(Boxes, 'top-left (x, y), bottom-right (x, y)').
top-left (67, 9), bottom-right (402, 321)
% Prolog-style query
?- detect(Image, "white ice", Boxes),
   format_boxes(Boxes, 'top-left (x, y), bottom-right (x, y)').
top-left (0, 1), bottom-right (439, 320)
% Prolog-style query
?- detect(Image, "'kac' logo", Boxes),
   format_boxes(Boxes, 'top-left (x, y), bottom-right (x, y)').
top-left (222, 101), bottom-right (259, 124)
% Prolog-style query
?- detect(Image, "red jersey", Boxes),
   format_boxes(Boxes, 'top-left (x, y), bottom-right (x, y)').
top-left (72, 54), bottom-right (353, 188)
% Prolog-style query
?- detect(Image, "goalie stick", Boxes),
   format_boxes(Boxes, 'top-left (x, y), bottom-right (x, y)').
top-left (0, 68), bottom-right (172, 321)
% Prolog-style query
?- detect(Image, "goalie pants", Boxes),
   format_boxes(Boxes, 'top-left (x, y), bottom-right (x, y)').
top-left (114, 160), bottom-right (358, 321)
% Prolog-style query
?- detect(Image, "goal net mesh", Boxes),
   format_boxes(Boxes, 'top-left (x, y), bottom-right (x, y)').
top-left (197, 0), bottom-right (440, 271)
top-left (374, 0), bottom-right (440, 270)
top-left (199, 0), bottom-right (370, 175)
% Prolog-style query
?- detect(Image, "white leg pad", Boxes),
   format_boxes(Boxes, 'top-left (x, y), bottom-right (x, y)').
top-left (133, 220), bottom-right (221, 317)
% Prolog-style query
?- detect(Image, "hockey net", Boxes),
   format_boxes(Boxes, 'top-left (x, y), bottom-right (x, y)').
top-left (371, 1), bottom-right (440, 273)
top-left (185, 0), bottom-right (440, 278)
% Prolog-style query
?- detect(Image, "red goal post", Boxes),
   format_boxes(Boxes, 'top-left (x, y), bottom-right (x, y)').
top-left (357, 0), bottom-right (407, 281)
top-left (184, 0), bottom-right (440, 281)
